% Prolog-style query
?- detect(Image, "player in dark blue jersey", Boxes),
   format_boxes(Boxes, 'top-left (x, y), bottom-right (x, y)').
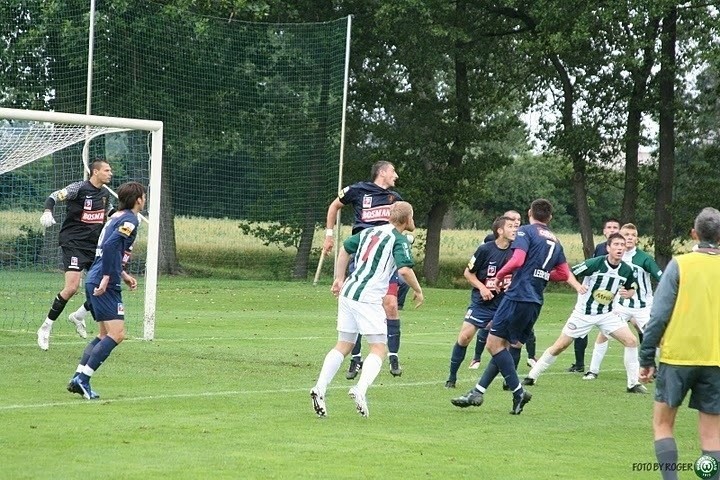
top-left (451, 199), bottom-right (583, 414)
top-left (471, 210), bottom-right (521, 369)
top-left (471, 210), bottom-right (538, 370)
top-left (445, 216), bottom-right (517, 388)
top-left (568, 217), bottom-right (621, 373)
top-left (67, 182), bottom-right (145, 400)
top-left (37, 159), bottom-right (114, 350)
top-left (323, 161), bottom-right (406, 378)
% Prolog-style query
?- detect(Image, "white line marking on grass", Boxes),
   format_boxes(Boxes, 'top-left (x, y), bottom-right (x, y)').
top-left (0, 368), bottom-right (629, 411)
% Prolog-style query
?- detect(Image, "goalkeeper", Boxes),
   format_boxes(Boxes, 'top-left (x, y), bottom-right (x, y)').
top-left (36, 159), bottom-right (114, 350)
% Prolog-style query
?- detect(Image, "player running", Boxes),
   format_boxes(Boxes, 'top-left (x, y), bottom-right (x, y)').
top-left (523, 233), bottom-right (648, 393)
top-left (583, 223), bottom-right (662, 380)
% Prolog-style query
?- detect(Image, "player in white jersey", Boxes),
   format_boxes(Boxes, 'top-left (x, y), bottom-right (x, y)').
top-left (522, 233), bottom-right (649, 393)
top-left (583, 223), bottom-right (663, 380)
top-left (310, 202), bottom-right (424, 418)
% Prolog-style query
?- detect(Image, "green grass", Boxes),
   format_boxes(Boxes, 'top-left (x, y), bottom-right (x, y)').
top-left (0, 277), bottom-right (703, 479)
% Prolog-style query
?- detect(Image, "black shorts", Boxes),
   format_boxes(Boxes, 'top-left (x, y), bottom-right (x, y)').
top-left (655, 363), bottom-right (720, 414)
top-left (61, 247), bottom-right (95, 272)
top-left (489, 298), bottom-right (541, 345)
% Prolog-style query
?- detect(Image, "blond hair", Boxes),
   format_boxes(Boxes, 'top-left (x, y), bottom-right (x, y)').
top-left (390, 201), bottom-right (413, 224)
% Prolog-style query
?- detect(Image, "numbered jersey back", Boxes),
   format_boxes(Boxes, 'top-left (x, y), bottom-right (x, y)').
top-left (341, 224), bottom-right (412, 304)
top-left (505, 223), bottom-right (566, 304)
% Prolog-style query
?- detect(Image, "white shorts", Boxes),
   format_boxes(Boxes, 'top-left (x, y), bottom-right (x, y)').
top-left (562, 311), bottom-right (626, 339)
top-left (337, 296), bottom-right (387, 337)
top-left (613, 303), bottom-right (651, 331)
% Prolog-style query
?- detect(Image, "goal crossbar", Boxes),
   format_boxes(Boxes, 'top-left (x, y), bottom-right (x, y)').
top-left (0, 107), bottom-right (164, 340)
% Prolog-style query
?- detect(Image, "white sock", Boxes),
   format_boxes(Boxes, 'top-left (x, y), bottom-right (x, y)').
top-left (355, 353), bottom-right (383, 396)
top-left (589, 340), bottom-right (609, 374)
top-left (41, 318), bottom-right (53, 329)
top-left (81, 365), bottom-right (95, 377)
top-left (528, 350), bottom-right (557, 380)
top-left (314, 349), bottom-right (345, 396)
top-left (73, 305), bottom-right (89, 320)
top-left (624, 346), bottom-right (640, 388)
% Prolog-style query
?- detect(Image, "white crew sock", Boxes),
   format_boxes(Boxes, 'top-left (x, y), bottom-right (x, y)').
top-left (314, 349), bottom-right (345, 396)
top-left (73, 304), bottom-right (89, 320)
top-left (527, 350), bottom-right (557, 380)
top-left (624, 346), bottom-right (640, 388)
top-left (589, 340), bottom-right (609, 374)
top-left (355, 353), bottom-right (383, 396)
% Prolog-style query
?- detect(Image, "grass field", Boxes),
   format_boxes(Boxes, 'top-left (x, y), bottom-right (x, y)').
top-left (0, 277), bottom-right (703, 479)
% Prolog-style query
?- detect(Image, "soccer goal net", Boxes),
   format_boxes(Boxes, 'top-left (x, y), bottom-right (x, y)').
top-left (0, 108), bottom-right (162, 341)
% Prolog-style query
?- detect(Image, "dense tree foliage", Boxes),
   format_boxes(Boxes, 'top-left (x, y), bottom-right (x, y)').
top-left (2, 0), bottom-right (720, 279)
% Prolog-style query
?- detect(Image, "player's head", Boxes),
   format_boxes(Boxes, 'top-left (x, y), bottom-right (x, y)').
top-left (606, 232), bottom-right (626, 260)
top-left (117, 182), bottom-right (146, 211)
top-left (503, 210), bottom-right (522, 227)
top-left (602, 218), bottom-right (621, 238)
top-left (528, 199), bottom-right (553, 224)
top-left (390, 201), bottom-right (415, 232)
top-left (619, 223), bottom-right (638, 250)
top-left (692, 207), bottom-right (720, 243)
top-left (493, 215), bottom-right (518, 242)
top-left (89, 159), bottom-right (112, 186)
top-left (371, 161), bottom-right (398, 188)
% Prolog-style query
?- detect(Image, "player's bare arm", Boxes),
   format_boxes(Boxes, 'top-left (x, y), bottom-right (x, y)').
top-left (122, 271), bottom-right (138, 290)
top-left (398, 266), bottom-right (423, 308)
top-left (322, 198), bottom-right (344, 255)
top-left (463, 267), bottom-right (493, 301)
top-left (331, 247), bottom-right (351, 296)
top-left (93, 275), bottom-right (110, 296)
top-left (566, 272), bottom-right (587, 295)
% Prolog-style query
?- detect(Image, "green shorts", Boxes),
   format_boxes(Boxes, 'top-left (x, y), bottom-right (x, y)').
top-left (655, 363), bottom-right (720, 414)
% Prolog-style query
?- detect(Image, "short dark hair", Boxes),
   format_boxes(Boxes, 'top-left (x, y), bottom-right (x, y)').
top-left (370, 161), bottom-right (394, 181)
top-left (530, 199), bottom-right (552, 223)
top-left (606, 232), bottom-right (626, 246)
top-left (90, 158), bottom-right (109, 175)
top-left (491, 216), bottom-right (513, 239)
top-left (117, 182), bottom-right (146, 210)
top-left (603, 218), bottom-right (621, 229)
top-left (694, 207), bottom-right (720, 243)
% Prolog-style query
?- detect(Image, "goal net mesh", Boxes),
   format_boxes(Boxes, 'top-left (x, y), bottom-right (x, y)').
top-left (0, 122), bottom-right (153, 339)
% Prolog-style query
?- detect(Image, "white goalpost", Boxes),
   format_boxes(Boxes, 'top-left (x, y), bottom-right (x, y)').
top-left (0, 107), bottom-right (163, 340)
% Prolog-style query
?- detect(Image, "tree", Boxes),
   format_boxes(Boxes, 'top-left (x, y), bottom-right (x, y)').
top-left (343, 0), bottom-right (527, 283)
top-left (653, 7), bottom-right (677, 268)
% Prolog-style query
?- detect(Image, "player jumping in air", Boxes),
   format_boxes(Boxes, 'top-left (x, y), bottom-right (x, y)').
top-left (311, 202), bottom-right (423, 418)
top-left (322, 161), bottom-right (405, 378)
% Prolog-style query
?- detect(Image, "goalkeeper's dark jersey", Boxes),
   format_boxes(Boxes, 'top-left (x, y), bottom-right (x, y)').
top-left (338, 181), bottom-right (402, 234)
top-left (49, 181), bottom-right (112, 250)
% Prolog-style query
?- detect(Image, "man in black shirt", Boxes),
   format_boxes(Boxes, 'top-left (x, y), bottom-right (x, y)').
top-left (37, 159), bottom-right (113, 350)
